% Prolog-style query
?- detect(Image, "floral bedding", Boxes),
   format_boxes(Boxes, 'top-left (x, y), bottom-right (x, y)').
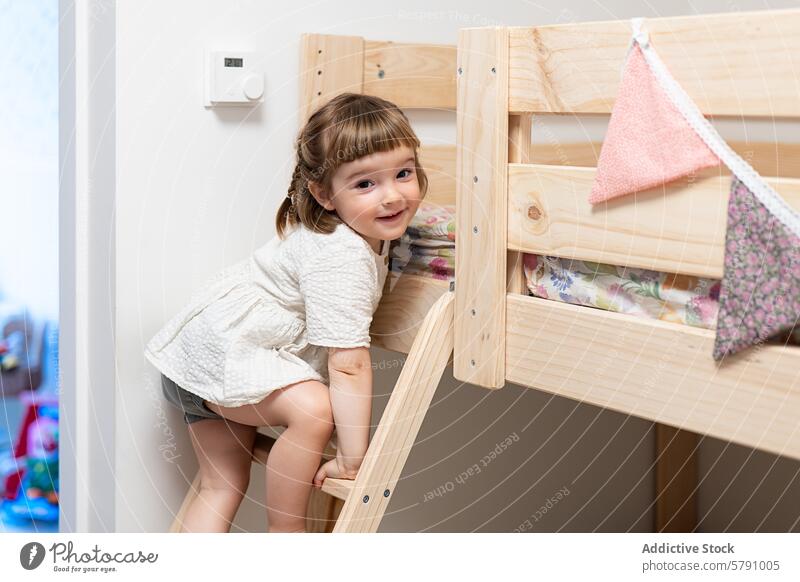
top-left (522, 254), bottom-right (720, 330)
top-left (389, 202), bottom-right (455, 281)
top-left (524, 254), bottom-right (799, 343)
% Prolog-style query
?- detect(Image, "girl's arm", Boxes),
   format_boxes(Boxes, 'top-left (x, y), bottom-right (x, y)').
top-left (325, 346), bottom-right (373, 477)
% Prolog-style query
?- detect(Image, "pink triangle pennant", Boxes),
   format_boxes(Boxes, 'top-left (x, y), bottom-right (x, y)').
top-left (589, 45), bottom-right (719, 204)
top-left (713, 177), bottom-right (800, 360)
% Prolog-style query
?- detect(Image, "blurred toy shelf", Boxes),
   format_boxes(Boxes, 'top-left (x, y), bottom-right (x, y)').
top-left (0, 309), bottom-right (59, 533)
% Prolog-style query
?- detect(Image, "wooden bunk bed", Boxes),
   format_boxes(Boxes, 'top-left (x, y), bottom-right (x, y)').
top-left (454, 9), bottom-right (800, 533)
top-left (172, 9), bottom-right (800, 533)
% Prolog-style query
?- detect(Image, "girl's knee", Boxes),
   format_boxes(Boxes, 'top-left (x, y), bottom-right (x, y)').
top-left (288, 382), bottom-right (334, 434)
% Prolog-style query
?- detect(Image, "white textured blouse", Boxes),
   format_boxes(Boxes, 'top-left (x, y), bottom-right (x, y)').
top-left (144, 221), bottom-right (390, 407)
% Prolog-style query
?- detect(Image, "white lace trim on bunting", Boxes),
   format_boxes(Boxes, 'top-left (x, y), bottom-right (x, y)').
top-left (629, 17), bottom-right (800, 240)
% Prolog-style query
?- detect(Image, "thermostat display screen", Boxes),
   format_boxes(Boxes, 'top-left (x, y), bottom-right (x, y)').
top-left (224, 57), bottom-right (243, 67)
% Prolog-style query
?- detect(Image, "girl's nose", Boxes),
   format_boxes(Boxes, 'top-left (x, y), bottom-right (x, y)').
top-left (382, 185), bottom-right (404, 206)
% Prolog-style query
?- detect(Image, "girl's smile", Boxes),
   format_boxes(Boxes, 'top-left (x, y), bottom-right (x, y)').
top-left (376, 208), bottom-right (405, 223)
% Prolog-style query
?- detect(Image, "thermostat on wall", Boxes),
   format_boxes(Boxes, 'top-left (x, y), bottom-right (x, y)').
top-left (204, 50), bottom-right (264, 107)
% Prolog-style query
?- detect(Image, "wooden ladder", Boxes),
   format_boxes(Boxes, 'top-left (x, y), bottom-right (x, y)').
top-left (170, 290), bottom-right (455, 533)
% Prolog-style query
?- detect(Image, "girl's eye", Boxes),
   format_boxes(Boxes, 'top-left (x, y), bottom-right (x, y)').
top-left (397, 168), bottom-right (414, 179)
top-left (355, 180), bottom-right (373, 190)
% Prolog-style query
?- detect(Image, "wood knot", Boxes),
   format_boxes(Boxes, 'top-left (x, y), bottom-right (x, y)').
top-left (527, 204), bottom-right (542, 220)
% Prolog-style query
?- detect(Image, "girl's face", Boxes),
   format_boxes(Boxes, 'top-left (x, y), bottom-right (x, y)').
top-left (310, 146), bottom-right (422, 253)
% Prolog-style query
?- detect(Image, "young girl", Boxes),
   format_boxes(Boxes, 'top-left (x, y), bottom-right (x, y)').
top-left (145, 93), bottom-right (427, 533)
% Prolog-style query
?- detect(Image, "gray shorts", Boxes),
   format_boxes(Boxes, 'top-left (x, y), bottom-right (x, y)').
top-left (161, 374), bottom-right (224, 424)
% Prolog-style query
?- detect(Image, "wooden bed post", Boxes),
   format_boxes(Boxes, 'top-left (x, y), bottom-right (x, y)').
top-left (655, 425), bottom-right (699, 532)
top-left (299, 33), bottom-right (365, 124)
top-left (297, 33), bottom-right (366, 531)
top-left (454, 27), bottom-right (510, 389)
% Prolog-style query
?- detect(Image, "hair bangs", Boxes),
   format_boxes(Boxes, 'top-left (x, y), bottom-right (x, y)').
top-left (323, 104), bottom-right (420, 178)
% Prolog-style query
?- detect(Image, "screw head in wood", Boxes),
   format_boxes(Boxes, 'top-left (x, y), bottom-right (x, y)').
top-left (384, 489), bottom-right (390, 497)
top-left (473, 225), bottom-right (478, 234)
top-left (363, 495), bottom-right (370, 503)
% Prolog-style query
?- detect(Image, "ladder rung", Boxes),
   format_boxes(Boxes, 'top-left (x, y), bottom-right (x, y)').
top-left (320, 478), bottom-right (353, 501)
top-left (251, 432), bottom-right (353, 501)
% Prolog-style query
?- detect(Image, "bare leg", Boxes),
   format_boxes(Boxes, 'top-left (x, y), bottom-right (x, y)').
top-left (205, 380), bottom-right (334, 533)
top-left (182, 418), bottom-right (257, 533)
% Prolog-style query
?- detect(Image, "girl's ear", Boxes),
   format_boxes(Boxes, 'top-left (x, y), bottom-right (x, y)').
top-left (308, 181), bottom-right (336, 211)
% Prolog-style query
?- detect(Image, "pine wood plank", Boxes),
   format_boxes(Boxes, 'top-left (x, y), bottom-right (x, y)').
top-left (454, 27), bottom-right (510, 389)
top-left (371, 274), bottom-right (450, 354)
top-left (419, 145), bottom-right (456, 207)
top-left (334, 292), bottom-right (455, 532)
top-left (508, 10), bottom-right (800, 117)
top-left (363, 40), bottom-right (456, 109)
top-left (506, 294), bottom-right (800, 461)
top-left (299, 34), bottom-right (364, 123)
top-left (508, 164), bottom-right (800, 278)
top-left (655, 425), bottom-right (698, 532)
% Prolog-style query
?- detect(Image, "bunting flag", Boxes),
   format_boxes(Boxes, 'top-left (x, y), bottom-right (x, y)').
top-left (590, 18), bottom-right (800, 359)
top-left (588, 44), bottom-right (719, 204)
top-left (713, 178), bottom-right (800, 360)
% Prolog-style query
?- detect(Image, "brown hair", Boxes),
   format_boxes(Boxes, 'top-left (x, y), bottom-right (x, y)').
top-left (275, 92), bottom-right (428, 239)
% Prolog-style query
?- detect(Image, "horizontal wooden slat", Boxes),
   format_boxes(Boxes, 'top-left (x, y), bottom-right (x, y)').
top-left (530, 141), bottom-right (800, 180)
top-left (506, 294), bottom-right (800, 460)
top-left (363, 40), bottom-right (456, 109)
top-left (508, 9), bottom-right (800, 117)
top-left (414, 142), bottom-right (799, 211)
top-left (372, 274), bottom-right (450, 354)
top-left (508, 163), bottom-right (800, 279)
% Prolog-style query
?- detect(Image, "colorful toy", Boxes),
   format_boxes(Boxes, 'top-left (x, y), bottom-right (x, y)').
top-left (1, 391), bottom-right (59, 524)
top-left (0, 333), bottom-right (21, 371)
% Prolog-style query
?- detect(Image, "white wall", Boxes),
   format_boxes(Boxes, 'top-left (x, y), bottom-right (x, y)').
top-left (114, 0), bottom-right (800, 532)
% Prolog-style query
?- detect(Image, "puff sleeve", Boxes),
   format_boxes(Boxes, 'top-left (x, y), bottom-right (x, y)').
top-left (299, 240), bottom-right (378, 349)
